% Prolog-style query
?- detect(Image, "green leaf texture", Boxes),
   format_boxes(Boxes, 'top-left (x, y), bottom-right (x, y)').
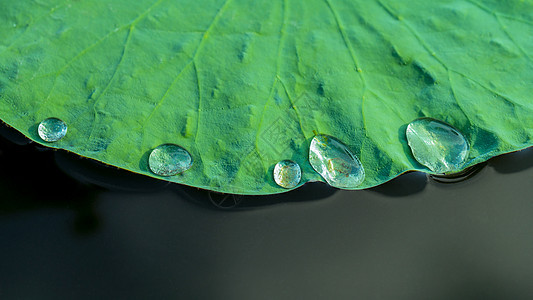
top-left (1, 0), bottom-right (532, 194)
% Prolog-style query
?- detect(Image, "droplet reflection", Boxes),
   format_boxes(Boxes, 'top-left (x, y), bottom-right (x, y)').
top-left (406, 118), bottom-right (469, 174)
top-left (273, 160), bottom-right (301, 189)
top-left (38, 117), bottom-right (67, 142)
top-left (309, 134), bottom-right (365, 188)
top-left (148, 144), bottom-right (192, 176)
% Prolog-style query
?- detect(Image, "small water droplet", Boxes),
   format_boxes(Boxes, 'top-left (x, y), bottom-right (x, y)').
top-left (148, 144), bottom-right (192, 176)
top-left (38, 117), bottom-right (67, 142)
top-left (309, 134), bottom-right (365, 188)
top-left (406, 118), bottom-right (469, 174)
top-left (273, 160), bottom-right (301, 189)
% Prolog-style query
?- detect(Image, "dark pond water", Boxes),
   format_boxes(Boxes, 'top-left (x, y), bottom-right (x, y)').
top-left (1, 123), bottom-right (533, 299)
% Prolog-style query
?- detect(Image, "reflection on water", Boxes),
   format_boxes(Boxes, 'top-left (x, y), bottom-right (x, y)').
top-left (370, 171), bottom-right (428, 197)
top-left (2, 122), bottom-right (533, 299)
top-left (0, 120), bottom-right (532, 209)
top-left (429, 163), bottom-right (488, 184)
top-left (490, 147), bottom-right (533, 174)
top-left (54, 151), bottom-right (169, 193)
top-left (0, 121), bottom-right (32, 145)
top-left (177, 181), bottom-right (338, 210)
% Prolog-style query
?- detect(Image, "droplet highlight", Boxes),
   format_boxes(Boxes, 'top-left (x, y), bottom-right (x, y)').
top-left (148, 144), bottom-right (192, 176)
top-left (309, 134), bottom-right (365, 188)
top-left (38, 117), bottom-right (67, 142)
top-left (273, 160), bottom-right (301, 189)
top-left (406, 118), bottom-right (469, 174)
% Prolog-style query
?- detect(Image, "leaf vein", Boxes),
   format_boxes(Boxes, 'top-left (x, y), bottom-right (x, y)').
top-left (254, 0), bottom-right (287, 155)
top-left (35, 0), bottom-right (167, 114)
top-left (140, 0), bottom-right (234, 143)
top-left (0, 0), bottom-right (72, 57)
top-left (86, 25), bottom-right (134, 142)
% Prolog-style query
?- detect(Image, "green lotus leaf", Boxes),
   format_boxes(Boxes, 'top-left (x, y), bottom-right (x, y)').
top-left (1, 0), bottom-right (532, 195)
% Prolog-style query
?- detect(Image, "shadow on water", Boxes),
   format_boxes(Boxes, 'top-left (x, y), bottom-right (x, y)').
top-left (173, 181), bottom-right (338, 210)
top-left (1, 121), bottom-right (533, 212)
top-left (0, 121), bottom-right (32, 145)
top-left (369, 171), bottom-right (428, 197)
top-left (55, 147), bottom-right (339, 210)
top-left (368, 146), bottom-right (533, 197)
top-left (54, 151), bottom-right (169, 193)
top-left (489, 147), bottom-right (533, 174)
top-left (0, 121), bottom-right (337, 214)
top-left (0, 125), bottom-right (100, 236)
top-left (429, 162), bottom-right (488, 184)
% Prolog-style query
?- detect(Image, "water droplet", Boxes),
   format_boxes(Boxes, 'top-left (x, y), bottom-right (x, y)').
top-left (406, 118), bottom-right (469, 174)
top-left (148, 144), bottom-right (192, 176)
top-left (309, 134), bottom-right (365, 188)
top-left (38, 117), bottom-right (67, 142)
top-left (273, 160), bottom-right (301, 189)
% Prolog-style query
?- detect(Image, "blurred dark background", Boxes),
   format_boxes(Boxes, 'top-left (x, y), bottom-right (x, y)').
top-left (1, 122), bottom-right (533, 300)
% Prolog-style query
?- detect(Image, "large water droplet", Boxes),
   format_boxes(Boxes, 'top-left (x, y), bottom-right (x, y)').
top-left (309, 134), bottom-right (365, 188)
top-left (38, 117), bottom-right (67, 142)
top-left (273, 160), bottom-right (301, 189)
top-left (148, 144), bottom-right (192, 176)
top-left (406, 118), bottom-right (469, 174)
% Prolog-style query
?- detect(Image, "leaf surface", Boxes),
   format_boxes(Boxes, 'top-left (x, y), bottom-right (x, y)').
top-left (1, 0), bottom-right (532, 194)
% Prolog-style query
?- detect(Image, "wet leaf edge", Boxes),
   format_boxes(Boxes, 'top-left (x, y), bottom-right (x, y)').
top-left (2, 118), bottom-right (532, 195)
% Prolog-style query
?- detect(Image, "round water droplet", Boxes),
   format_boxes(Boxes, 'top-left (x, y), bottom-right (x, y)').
top-left (38, 117), bottom-right (67, 142)
top-left (309, 134), bottom-right (365, 188)
top-left (406, 118), bottom-right (470, 174)
top-left (148, 144), bottom-right (192, 176)
top-left (273, 160), bottom-right (301, 189)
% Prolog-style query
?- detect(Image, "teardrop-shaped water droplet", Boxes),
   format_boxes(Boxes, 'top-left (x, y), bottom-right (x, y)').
top-left (406, 118), bottom-right (469, 174)
top-left (38, 117), bottom-right (67, 142)
top-left (273, 160), bottom-right (301, 189)
top-left (309, 134), bottom-right (365, 188)
top-left (148, 144), bottom-right (192, 176)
